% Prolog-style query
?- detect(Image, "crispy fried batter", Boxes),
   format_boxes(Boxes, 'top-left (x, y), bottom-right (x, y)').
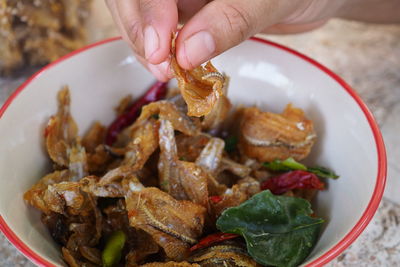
top-left (85, 144), bottom-right (111, 174)
top-left (43, 182), bottom-right (91, 215)
top-left (123, 120), bottom-right (159, 170)
top-left (141, 262), bottom-right (200, 267)
top-left (24, 71), bottom-right (322, 267)
top-left (189, 241), bottom-right (261, 267)
top-left (24, 170), bottom-right (71, 214)
top-left (125, 232), bottom-right (160, 265)
top-left (45, 87), bottom-right (78, 167)
top-left (25, 172), bottom-right (104, 216)
top-left (176, 134), bottom-right (210, 162)
top-left (219, 158), bottom-right (251, 178)
top-left (115, 94), bottom-right (133, 116)
top-left (125, 185), bottom-right (206, 261)
top-left (98, 165), bottom-right (133, 186)
top-left (195, 138), bottom-right (228, 196)
top-left (211, 186), bottom-right (247, 218)
top-left (196, 138), bottom-right (225, 175)
top-left (80, 176), bottom-right (125, 198)
top-left (240, 105), bottom-right (316, 162)
top-left (158, 119), bottom-right (209, 207)
top-left (237, 177), bottom-right (261, 197)
top-left (68, 143), bottom-right (88, 182)
top-left (201, 77), bottom-right (232, 130)
top-left (82, 122), bottom-right (106, 153)
top-left (134, 101), bottom-right (200, 136)
top-left (62, 247), bottom-right (81, 267)
top-left (211, 177), bottom-right (260, 217)
top-left (79, 246), bottom-right (102, 265)
top-left (102, 200), bottom-right (160, 265)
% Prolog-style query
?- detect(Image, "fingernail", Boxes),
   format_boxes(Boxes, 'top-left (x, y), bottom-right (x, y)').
top-left (182, 31), bottom-right (215, 68)
top-left (148, 61), bottom-right (171, 81)
top-left (144, 25), bottom-right (159, 60)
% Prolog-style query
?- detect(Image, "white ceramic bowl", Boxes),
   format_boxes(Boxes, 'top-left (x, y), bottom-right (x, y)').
top-left (0, 37), bottom-right (386, 266)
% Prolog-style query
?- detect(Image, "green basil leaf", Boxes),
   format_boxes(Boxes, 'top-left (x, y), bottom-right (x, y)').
top-left (308, 166), bottom-right (339, 179)
top-left (216, 190), bottom-right (323, 267)
top-left (263, 157), bottom-right (307, 172)
top-left (224, 136), bottom-right (238, 153)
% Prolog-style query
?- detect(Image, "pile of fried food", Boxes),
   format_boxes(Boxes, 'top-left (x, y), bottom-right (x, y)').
top-left (24, 58), bottom-right (338, 267)
top-left (0, 0), bottom-right (91, 75)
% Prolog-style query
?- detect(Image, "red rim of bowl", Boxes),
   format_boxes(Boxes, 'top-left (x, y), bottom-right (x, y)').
top-left (0, 36), bottom-right (387, 267)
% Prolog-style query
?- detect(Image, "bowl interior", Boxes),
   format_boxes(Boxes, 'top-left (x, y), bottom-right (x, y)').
top-left (0, 38), bottom-right (380, 266)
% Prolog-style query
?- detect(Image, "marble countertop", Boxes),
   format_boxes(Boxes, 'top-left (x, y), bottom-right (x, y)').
top-left (1, 2), bottom-right (399, 266)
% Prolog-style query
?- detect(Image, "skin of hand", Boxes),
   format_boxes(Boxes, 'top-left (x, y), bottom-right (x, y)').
top-left (105, 0), bottom-right (400, 81)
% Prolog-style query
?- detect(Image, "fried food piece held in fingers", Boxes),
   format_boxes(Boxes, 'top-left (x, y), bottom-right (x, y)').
top-left (172, 53), bottom-right (225, 117)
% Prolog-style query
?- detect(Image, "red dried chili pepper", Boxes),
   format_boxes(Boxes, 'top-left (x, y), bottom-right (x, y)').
top-left (105, 81), bottom-right (168, 145)
top-left (189, 232), bottom-right (239, 252)
top-left (260, 170), bottom-right (325, 195)
top-left (209, 195), bottom-right (223, 204)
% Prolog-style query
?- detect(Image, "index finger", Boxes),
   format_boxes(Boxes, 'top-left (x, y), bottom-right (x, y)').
top-left (140, 0), bottom-right (179, 64)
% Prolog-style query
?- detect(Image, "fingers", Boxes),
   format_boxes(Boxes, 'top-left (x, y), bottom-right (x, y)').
top-left (174, 0), bottom-right (277, 69)
top-left (105, 0), bottom-right (177, 80)
top-left (140, 0), bottom-right (178, 64)
top-left (107, 0), bottom-right (331, 77)
top-left (106, 0), bottom-right (143, 53)
top-left (105, 0), bottom-right (133, 44)
top-left (147, 60), bottom-right (173, 82)
top-left (177, 0), bottom-right (208, 23)
top-left (132, 53), bottom-right (172, 82)
top-left (175, 0), bottom-right (281, 69)
top-left (262, 20), bottom-right (328, 34)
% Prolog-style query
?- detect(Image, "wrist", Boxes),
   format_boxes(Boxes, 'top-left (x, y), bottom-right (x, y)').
top-left (283, 0), bottom-right (348, 24)
top-left (335, 0), bottom-right (362, 18)
top-left (336, 0), bottom-right (400, 23)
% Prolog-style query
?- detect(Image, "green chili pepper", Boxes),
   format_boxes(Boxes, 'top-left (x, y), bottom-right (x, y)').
top-left (307, 166), bottom-right (339, 179)
top-left (263, 157), bottom-right (339, 179)
top-left (263, 157), bottom-right (307, 172)
top-left (102, 230), bottom-right (126, 267)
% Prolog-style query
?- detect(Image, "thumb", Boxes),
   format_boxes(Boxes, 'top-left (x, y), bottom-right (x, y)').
top-left (175, 0), bottom-right (294, 69)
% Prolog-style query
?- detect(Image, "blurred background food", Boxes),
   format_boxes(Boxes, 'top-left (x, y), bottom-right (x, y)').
top-left (0, 0), bottom-right (92, 75)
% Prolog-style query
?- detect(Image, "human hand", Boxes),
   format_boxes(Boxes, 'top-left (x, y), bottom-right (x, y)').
top-left (105, 0), bottom-right (347, 81)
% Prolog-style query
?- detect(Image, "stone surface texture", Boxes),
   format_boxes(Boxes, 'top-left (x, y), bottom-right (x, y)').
top-left (0, 1), bottom-right (399, 266)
